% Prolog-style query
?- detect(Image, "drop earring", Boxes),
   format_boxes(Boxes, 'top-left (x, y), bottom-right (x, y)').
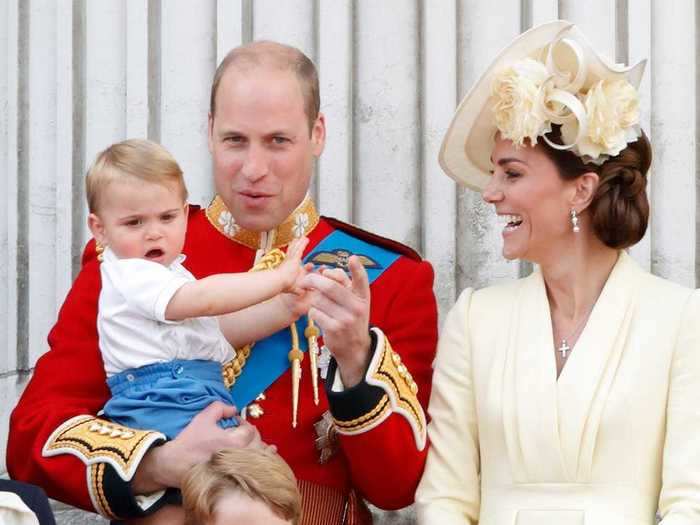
top-left (570, 209), bottom-right (580, 233)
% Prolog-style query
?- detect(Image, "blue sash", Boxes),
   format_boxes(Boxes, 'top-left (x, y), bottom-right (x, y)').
top-left (229, 229), bottom-right (401, 408)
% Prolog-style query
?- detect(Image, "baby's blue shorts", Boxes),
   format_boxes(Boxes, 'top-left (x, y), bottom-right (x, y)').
top-left (102, 359), bottom-right (238, 440)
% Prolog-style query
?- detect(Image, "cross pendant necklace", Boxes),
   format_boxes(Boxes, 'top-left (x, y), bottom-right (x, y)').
top-left (553, 287), bottom-right (604, 364)
top-left (558, 339), bottom-right (571, 359)
top-left (556, 308), bottom-right (594, 361)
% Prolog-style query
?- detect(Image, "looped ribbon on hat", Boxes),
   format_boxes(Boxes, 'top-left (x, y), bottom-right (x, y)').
top-left (534, 35), bottom-right (589, 151)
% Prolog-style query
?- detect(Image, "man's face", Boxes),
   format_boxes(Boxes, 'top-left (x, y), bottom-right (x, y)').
top-left (208, 65), bottom-right (325, 232)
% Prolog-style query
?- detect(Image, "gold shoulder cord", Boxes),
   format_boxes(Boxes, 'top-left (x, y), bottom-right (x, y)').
top-left (221, 248), bottom-right (321, 428)
top-left (96, 242), bottom-right (104, 262)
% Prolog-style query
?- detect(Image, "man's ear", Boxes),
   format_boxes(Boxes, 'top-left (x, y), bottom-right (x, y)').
top-left (207, 113), bottom-right (214, 154)
top-left (571, 171), bottom-right (599, 211)
top-left (311, 112), bottom-right (326, 157)
top-left (88, 213), bottom-right (106, 246)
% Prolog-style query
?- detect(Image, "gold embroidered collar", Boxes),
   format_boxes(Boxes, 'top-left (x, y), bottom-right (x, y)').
top-left (205, 194), bottom-right (320, 250)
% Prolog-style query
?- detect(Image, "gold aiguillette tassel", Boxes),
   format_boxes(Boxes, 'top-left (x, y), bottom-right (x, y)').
top-left (304, 318), bottom-right (321, 406)
top-left (288, 323), bottom-right (303, 428)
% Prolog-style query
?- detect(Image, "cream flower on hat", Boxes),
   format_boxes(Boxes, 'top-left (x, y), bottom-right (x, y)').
top-left (562, 78), bottom-right (641, 163)
top-left (491, 58), bottom-right (551, 147)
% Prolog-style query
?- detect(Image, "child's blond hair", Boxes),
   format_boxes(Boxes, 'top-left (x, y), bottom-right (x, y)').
top-left (85, 139), bottom-right (187, 213)
top-left (182, 448), bottom-right (301, 525)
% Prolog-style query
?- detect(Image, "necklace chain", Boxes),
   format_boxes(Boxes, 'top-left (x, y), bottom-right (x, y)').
top-left (555, 306), bottom-right (595, 360)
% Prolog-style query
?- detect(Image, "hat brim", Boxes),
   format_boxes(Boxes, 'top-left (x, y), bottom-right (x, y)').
top-left (439, 20), bottom-right (646, 192)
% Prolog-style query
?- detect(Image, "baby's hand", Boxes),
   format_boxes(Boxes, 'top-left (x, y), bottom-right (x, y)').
top-left (280, 262), bottom-right (315, 318)
top-left (278, 237), bottom-right (309, 290)
top-left (286, 236), bottom-right (308, 261)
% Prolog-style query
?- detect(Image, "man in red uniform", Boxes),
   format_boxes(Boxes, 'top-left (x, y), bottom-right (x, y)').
top-left (8, 41), bottom-right (437, 524)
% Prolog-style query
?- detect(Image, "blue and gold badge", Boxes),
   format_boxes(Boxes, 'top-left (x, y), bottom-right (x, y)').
top-left (309, 249), bottom-right (382, 271)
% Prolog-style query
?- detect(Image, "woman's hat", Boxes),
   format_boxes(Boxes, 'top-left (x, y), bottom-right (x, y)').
top-left (440, 20), bottom-right (647, 191)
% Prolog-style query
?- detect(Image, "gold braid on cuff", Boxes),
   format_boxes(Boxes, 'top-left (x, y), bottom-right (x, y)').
top-left (333, 330), bottom-right (427, 451)
top-left (42, 415), bottom-right (166, 483)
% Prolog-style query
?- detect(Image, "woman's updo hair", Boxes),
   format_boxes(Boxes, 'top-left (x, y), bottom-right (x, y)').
top-left (539, 125), bottom-right (652, 249)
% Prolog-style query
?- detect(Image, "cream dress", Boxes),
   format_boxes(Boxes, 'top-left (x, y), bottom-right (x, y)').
top-left (416, 252), bottom-right (700, 525)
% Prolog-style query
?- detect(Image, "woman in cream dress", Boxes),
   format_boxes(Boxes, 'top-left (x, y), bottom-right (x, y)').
top-left (415, 21), bottom-right (700, 525)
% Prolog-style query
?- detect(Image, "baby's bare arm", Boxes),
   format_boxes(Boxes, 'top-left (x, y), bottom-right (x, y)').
top-left (218, 295), bottom-right (299, 349)
top-left (165, 238), bottom-right (308, 321)
top-left (165, 270), bottom-right (286, 321)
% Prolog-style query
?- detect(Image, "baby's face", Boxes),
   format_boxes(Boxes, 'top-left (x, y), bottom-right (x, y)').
top-left (90, 178), bottom-right (188, 266)
top-left (209, 490), bottom-right (292, 525)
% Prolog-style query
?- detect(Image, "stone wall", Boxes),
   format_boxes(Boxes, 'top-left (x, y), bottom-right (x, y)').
top-left (2, 1), bottom-right (698, 523)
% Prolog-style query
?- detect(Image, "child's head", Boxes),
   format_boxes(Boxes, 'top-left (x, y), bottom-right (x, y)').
top-left (182, 448), bottom-right (301, 525)
top-left (86, 139), bottom-right (189, 266)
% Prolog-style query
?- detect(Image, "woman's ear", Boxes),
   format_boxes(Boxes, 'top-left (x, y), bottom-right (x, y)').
top-left (571, 171), bottom-right (599, 211)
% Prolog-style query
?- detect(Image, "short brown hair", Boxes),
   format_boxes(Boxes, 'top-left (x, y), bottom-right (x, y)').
top-left (209, 40), bottom-right (320, 132)
top-left (182, 448), bottom-right (301, 525)
top-left (540, 126), bottom-right (651, 249)
top-left (85, 139), bottom-right (187, 213)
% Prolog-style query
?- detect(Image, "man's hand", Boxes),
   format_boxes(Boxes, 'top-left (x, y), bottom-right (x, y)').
top-left (131, 402), bottom-right (268, 493)
top-left (301, 256), bottom-right (372, 387)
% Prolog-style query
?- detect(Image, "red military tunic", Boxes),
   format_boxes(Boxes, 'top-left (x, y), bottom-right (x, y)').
top-left (8, 197), bottom-right (438, 523)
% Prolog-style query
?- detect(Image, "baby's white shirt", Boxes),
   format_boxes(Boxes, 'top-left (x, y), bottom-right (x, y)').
top-left (98, 247), bottom-right (234, 377)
